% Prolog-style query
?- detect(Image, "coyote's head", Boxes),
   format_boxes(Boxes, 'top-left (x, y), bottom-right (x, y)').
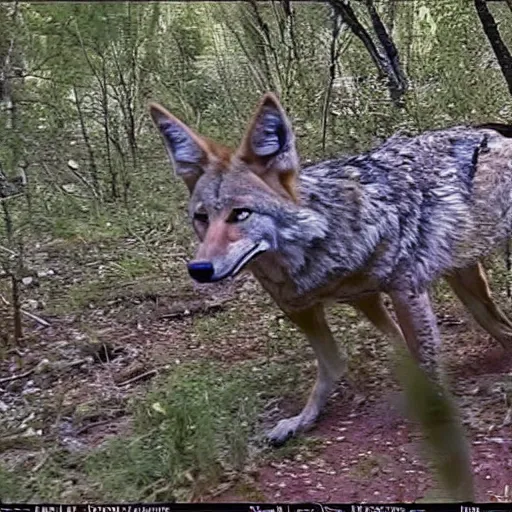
top-left (150, 93), bottom-right (325, 284)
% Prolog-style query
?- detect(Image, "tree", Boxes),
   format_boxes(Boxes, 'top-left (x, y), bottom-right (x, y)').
top-left (474, 0), bottom-right (512, 96)
top-left (328, 0), bottom-right (407, 106)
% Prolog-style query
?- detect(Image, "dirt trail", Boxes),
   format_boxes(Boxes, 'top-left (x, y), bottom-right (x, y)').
top-left (211, 313), bottom-right (512, 503)
top-left (255, 397), bottom-right (511, 503)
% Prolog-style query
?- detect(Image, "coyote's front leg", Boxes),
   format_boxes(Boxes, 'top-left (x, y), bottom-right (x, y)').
top-left (267, 304), bottom-right (346, 446)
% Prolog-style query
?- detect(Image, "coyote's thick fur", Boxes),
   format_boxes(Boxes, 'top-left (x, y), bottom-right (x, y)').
top-left (150, 93), bottom-right (512, 446)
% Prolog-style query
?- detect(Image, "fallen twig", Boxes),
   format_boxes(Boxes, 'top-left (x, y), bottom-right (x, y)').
top-left (0, 294), bottom-right (50, 327)
top-left (61, 358), bottom-right (90, 370)
top-left (31, 450), bottom-right (50, 473)
top-left (75, 418), bottom-right (116, 436)
top-left (19, 308), bottom-right (50, 327)
top-left (117, 368), bottom-right (159, 387)
top-left (0, 244), bottom-right (17, 256)
top-left (0, 366), bottom-right (35, 385)
top-left (0, 432), bottom-right (44, 450)
top-left (501, 407), bottom-right (512, 427)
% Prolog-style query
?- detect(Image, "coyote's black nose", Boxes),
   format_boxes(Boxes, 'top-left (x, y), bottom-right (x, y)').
top-left (187, 261), bottom-right (214, 283)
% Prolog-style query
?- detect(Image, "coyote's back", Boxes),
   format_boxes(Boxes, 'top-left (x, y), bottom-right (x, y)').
top-left (290, 125), bottom-right (512, 295)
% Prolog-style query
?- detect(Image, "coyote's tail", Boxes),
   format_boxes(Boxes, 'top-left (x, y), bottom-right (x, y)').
top-left (477, 122), bottom-right (512, 138)
top-left (476, 122), bottom-right (512, 297)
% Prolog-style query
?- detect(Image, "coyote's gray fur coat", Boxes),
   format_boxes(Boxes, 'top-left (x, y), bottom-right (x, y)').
top-left (149, 93), bottom-right (512, 446)
top-left (264, 127), bottom-right (509, 295)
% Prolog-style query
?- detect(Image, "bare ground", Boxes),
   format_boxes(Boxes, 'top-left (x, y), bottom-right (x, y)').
top-left (0, 236), bottom-right (511, 503)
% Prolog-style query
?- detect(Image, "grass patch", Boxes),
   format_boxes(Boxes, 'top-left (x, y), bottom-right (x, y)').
top-left (1, 288), bottom-right (311, 505)
top-left (0, 449), bottom-right (96, 503)
top-left (45, 279), bottom-right (113, 315)
top-left (109, 254), bottom-right (158, 280)
top-left (2, 358), bottom-right (303, 502)
top-left (192, 310), bottom-right (241, 340)
top-left (46, 255), bottom-right (163, 315)
top-left (0, 464), bottom-right (24, 502)
top-left (48, 208), bottom-right (126, 244)
top-left (86, 363), bottom-right (258, 501)
top-left (83, 359), bottom-right (300, 502)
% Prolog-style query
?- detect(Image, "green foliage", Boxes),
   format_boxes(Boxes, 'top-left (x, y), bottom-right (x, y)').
top-left (0, 464), bottom-right (24, 502)
top-left (0, 1), bottom-right (511, 236)
top-left (0, 449), bottom-right (93, 503)
top-left (84, 362), bottom-right (269, 501)
top-left (0, 355), bottom-right (302, 502)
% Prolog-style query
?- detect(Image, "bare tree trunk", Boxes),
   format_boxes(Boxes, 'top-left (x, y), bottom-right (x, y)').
top-left (109, 41), bottom-right (137, 205)
top-left (0, 0), bottom-right (23, 344)
top-left (404, 0), bottom-right (415, 77)
top-left (327, 0), bottom-right (407, 107)
top-left (474, 0), bottom-right (512, 96)
top-left (271, 0), bottom-right (294, 100)
top-left (100, 58), bottom-right (117, 201)
top-left (322, 11), bottom-right (344, 152)
top-left (0, 3), bottom-right (17, 107)
top-left (12, 242), bottom-right (22, 342)
top-left (244, 0), bottom-right (283, 93)
top-left (1, 198), bottom-right (22, 344)
top-left (72, 85), bottom-right (101, 198)
top-left (365, 0), bottom-right (407, 104)
top-left (281, 0), bottom-right (300, 64)
top-left (248, 0), bottom-right (284, 93)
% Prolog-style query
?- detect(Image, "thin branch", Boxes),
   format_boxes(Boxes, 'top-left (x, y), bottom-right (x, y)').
top-left (0, 294), bottom-right (50, 328)
top-left (247, 0), bottom-right (283, 92)
top-left (474, 0), bottom-right (512, 96)
top-left (71, 85), bottom-right (101, 198)
top-left (322, 12), bottom-right (345, 152)
top-left (75, 418), bottom-right (116, 436)
top-left (0, 366), bottom-right (35, 385)
top-left (117, 368), bottom-right (159, 387)
top-left (365, 0), bottom-right (407, 102)
top-left (0, 1), bottom-right (19, 101)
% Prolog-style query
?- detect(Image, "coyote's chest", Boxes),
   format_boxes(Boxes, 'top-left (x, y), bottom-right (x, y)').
top-left (249, 254), bottom-right (380, 311)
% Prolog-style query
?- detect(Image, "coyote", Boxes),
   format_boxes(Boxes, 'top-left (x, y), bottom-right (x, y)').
top-left (149, 93), bottom-right (512, 446)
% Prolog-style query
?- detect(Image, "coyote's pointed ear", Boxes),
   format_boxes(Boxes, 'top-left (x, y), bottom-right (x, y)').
top-left (237, 93), bottom-right (299, 201)
top-left (149, 103), bottom-right (208, 194)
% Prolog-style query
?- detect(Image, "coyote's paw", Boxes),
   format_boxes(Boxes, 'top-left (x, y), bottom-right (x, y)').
top-left (266, 414), bottom-right (316, 447)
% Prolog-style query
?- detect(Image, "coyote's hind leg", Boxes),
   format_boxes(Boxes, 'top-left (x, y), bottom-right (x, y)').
top-left (350, 294), bottom-right (405, 346)
top-left (446, 262), bottom-right (512, 351)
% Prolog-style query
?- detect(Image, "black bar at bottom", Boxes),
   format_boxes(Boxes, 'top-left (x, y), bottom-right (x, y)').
top-left (1, 504), bottom-right (512, 512)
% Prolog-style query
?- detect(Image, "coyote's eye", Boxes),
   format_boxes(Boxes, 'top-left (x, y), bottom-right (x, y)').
top-left (228, 208), bottom-right (252, 223)
top-left (193, 212), bottom-right (209, 224)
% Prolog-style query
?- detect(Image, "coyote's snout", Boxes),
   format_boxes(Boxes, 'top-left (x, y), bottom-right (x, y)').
top-left (187, 239), bottom-right (270, 283)
top-left (150, 93), bottom-right (512, 446)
